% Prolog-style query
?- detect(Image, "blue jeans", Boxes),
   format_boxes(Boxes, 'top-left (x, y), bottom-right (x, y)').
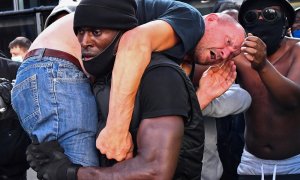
top-left (11, 55), bottom-right (99, 166)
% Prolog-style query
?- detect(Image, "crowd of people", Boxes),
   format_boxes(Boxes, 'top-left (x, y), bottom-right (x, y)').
top-left (0, 0), bottom-right (300, 179)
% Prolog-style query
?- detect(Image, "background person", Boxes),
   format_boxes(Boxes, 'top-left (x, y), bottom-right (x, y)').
top-left (291, 7), bottom-right (300, 38)
top-left (44, 0), bottom-right (81, 28)
top-left (0, 58), bottom-right (30, 180)
top-left (8, 37), bottom-right (32, 62)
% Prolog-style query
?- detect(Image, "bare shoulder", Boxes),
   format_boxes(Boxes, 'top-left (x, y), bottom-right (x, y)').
top-left (284, 38), bottom-right (300, 83)
top-left (286, 37), bottom-right (300, 56)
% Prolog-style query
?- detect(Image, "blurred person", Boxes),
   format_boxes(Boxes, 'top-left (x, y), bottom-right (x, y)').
top-left (0, 50), bottom-right (7, 59)
top-left (291, 7), bottom-right (300, 38)
top-left (0, 58), bottom-right (31, 180)
top-left (44, 0), bottom-right (81, 28)
top-left (236, 0), bottom-right (300, 179)
top-left (8, 37), bottom-right (32, 62)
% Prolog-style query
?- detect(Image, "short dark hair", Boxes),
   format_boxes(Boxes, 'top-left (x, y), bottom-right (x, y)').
top-left (8, 37), bottom-right (32, 50)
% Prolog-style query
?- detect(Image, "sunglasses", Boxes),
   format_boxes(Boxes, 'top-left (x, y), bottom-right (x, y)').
top-left (243, 7), bottom-right (282, 24)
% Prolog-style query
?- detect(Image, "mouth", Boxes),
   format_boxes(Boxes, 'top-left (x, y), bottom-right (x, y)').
top-left (82, 53), bottom-right (95, 61)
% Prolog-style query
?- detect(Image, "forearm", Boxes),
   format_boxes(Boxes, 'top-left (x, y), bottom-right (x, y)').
top-left (108, 31), bottom-right (151, 130)
top-left (107, 20), bottom-right (178, 128)
top-left (259, 60), bottom-right (300, 108)
top-left (77, 157), bottom-right (158, 180)
top-left (79, 117), bottom-right (184, 180)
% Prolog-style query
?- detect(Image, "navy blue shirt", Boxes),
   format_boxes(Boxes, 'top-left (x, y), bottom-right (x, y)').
top-left (136, 0), bottom-right (205, 64)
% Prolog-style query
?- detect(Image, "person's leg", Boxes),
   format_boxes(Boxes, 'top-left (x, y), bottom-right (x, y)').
top-left (12, 56), bottom-right (99, 166)
top-left (201, 117), bottom-right (223, 180)
top-left (54, 59), bottom-right (99, 166)
top-left (217, 114), bottom-right (245, 180)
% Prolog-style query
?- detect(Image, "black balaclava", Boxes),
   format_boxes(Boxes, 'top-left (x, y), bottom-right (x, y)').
top-left (73, 0), bottom-right (138, 78)
top-left (239, 0), bottom-right (295, 56)
top-left (242, 1), bottom-right (287, 55)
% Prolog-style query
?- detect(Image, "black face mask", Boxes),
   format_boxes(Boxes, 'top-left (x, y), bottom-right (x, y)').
top-left (244, 13), bottom-right (287, 56)
top-left (83, 32), bottom-right (122, 78)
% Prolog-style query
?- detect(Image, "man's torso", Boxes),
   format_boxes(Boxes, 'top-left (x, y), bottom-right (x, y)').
top-left (237, 38), bottom-right (300, 160)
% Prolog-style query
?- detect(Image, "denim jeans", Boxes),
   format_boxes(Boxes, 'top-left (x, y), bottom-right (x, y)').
top-left (11, 55), bottom-right (99, 166)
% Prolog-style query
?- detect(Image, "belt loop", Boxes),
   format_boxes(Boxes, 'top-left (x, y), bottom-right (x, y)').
top-left (39, 48), bottom-right (46, 58)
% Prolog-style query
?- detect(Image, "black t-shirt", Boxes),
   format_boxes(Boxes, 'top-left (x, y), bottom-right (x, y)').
top-left (0, 59), bottom-right (30, 177)
top-left (136, 0), bottom-right (205, 63)
top-left (0, 58), bottom-right (20, 81)
top-left (139, 66), bottom-right (190, 120)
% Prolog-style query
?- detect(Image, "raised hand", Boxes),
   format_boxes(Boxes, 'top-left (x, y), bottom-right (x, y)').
top-left (241, 33), bottom-right (267, 71)
top-left (197, 60), bottom-right (237, 109)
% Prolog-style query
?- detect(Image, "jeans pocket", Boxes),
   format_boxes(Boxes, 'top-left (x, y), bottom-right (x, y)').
top-left (11, 74), bottom-right (40, 133)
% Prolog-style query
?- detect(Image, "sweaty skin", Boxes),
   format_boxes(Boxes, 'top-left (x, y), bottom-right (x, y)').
top-left (235, 35), bottom-right (300, 160)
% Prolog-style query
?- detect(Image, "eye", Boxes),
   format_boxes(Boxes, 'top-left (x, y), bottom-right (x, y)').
top-left (77, 28), bottom-right (84, 35)
top-left (93, 29), bottom-right (102, 36)
top-left (226, 38), bottom-right (231, 46)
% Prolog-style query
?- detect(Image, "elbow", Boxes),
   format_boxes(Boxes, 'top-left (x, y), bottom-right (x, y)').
top-left (120, 28), bottom-right (151, 54)
top-left (136, 154), bottom-right (174, 179)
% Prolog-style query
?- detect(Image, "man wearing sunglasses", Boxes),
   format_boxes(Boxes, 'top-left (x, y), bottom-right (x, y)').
top-left (234, 0), bottom-right (300, 179)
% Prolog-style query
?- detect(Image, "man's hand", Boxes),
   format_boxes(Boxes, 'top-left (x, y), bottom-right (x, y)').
top-left (26, 140), bottom-right (81, 180)
top-left (241, 33), bottom-right (267, 71)
top-left (0, 78), bottom-right (13, 104)
top-left (96, 127), bottom-right (133, 161)
top-left (197, 60), bottom-right (236, 109)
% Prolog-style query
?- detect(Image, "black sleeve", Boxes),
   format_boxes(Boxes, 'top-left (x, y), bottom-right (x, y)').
top-left (139, 66), bottom-right (190, 120)
top-left (7, 60), bottom-right (21, 79)
top-left (136, 0), bottom-right (205, 63)
top-left (0, 59), bottom-right (20, 81)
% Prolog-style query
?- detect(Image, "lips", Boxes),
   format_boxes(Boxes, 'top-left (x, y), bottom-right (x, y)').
top-left (82, 53), bottom-right (95, 61)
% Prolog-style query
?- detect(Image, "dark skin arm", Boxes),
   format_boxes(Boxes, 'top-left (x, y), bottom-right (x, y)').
top-left (78, 116), bottom-right (184, 180)
top-left (241, 34), bottom-right (300, 109)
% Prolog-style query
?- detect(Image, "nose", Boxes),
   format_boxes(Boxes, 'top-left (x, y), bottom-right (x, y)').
top-left (79, 32), bottom-right (93, 49)
top-left (258, 11), bottom-right (264, 20)
top-left (220, 48), bottom-right (232, 60)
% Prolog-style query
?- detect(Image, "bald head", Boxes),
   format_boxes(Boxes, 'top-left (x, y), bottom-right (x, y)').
top-left (194, 13), bottom-right (245, 65)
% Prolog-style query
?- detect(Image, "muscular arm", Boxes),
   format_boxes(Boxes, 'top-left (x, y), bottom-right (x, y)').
top-left (97, 20), bottom-right (179, 160)
top-left (79, 116), bottom-right (184, 180)
top-left (98, 0), bottom-right (204, 161)
top-left (257, 59), bottom-right (300, 108)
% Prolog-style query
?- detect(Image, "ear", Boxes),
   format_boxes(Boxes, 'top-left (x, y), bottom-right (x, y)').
top-left (205, 13), bottom-right (219, 22)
